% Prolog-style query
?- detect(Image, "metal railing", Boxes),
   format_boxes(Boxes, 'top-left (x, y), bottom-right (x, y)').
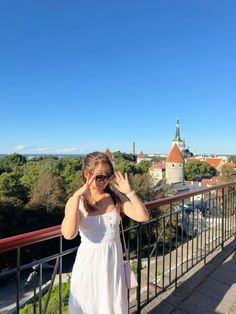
top-left (0, 181), bottom-right (236, 313)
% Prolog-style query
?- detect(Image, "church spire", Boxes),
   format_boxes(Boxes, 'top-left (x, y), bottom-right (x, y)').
top-left (174, 118), bottom-right (181, 141)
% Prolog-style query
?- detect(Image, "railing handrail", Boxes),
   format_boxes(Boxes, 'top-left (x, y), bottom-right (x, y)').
top-left (0, 225), bottom-right (61, 253)
top-left (145, 180), bottom-right (235, 208)
top-left (1, 180), bottom-right (235, 253)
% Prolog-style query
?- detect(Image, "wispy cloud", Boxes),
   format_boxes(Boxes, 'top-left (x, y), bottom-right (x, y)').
top-left (10, 146), bottom-right (85, 154)
top-left (36, 147), bottom-right (52, 152)
top-left (56, 147), bottom-right (78, 153)
top-left (14, 145), bottom-right (27, 151)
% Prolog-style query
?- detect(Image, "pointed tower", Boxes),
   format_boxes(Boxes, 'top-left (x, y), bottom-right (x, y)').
top-left (166, 144), bottom-right (185, 184)
top-left (132, 142), bottom-right (136, 155)
top-left (174, 118), bottom-right (181, 141)
top-left (137, 151), bottom-right (145, 164)
top-left (104, 148), bottom-right (114, 165)
top-left (172, 118), bottom-right (186, 156)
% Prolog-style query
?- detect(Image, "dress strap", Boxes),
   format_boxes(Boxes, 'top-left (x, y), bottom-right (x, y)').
top-left (78, 197), bottom-right (86, 216)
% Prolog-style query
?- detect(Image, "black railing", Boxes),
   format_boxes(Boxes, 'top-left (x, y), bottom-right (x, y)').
top-left (0, 181), bottom-right (236, 313)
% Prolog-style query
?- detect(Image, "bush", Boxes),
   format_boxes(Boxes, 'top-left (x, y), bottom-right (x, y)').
top-left (20, 281), bottom-right (70, 314)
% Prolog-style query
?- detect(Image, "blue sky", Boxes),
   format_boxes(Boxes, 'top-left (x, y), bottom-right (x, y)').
top-left (0, 1), bottom-right (235, 155)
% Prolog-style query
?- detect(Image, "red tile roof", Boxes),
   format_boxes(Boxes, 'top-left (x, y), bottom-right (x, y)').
top-left (138, 151), bottom-right (144, 158)
top-left (205, 158), bottom-right (223, 169)
top-left (104, 148), bottom-right (113, 161)
top-left (201, 176), bottom-right (220, 186)
top-left (224, 162), bottom-right (236, 168)
top-left (166, 144), bottom-right (184, 163)
top-left (149, 162), bottom-right (165, 171)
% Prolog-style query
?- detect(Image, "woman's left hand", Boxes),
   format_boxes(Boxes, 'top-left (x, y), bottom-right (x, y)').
top-left (114, 171), bottom-right (132, 195)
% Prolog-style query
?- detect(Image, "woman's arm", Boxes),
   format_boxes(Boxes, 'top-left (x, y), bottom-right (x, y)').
top-left (61, 173), bottom-right (96, 240)
top-left (61, 191), bottom-right (81, 240)
top-left (122, 192), bottom-right (149, 222)
top-left (113, 172), bottom-right (150, 222)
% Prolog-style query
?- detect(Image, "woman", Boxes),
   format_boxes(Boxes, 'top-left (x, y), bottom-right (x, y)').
top-left (61, 151), bottom-right (149, 314)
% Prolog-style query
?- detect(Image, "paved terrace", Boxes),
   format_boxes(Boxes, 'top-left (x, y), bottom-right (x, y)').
top-left (142, 237), bottom-right (236, 314)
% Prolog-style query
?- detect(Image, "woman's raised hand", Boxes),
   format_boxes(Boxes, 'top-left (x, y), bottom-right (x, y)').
top-left (74, 172), bottom-right (96, 198)
top-left (114, 171), bottom-right (132, 195)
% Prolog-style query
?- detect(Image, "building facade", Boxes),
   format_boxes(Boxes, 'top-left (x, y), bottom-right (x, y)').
top-left (166, 144), bottom-right (185, 184)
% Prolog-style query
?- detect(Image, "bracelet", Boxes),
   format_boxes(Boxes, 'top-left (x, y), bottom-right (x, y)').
top-left (126, 190), bottom-right (136, 199)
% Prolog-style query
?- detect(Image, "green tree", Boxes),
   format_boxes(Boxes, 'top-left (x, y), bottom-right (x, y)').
top-left (66, 170), bottom-right (83, 197)
top-left (221, 165), bottom-right (236, 182)
top-left (58, 157), bottom-right (83, 186)
top-left (113, 151), bottom-right (136, 162)
top-left (0, 153), bottom-right (27, 174)
top-left (0, 172), bottom-right (28, 202)
top-left (29, 171), bottom-right (66, 213)
top-left (114, 159), bottom-right (136, 174)
top-left (135, 160), bottom-right (152, 174)
top-left (39, 156), bottom-right (60, 175)
top-left (128, 173), bottom-right (157, 201)
top-left (0, 202), bottom-right (22, 238)
top-left (112, 151), bottom-right (138, 174)
top-left (20, 162), bottom-right (42, 196)
top-left (185, 160), bottom-right (216, 181)
top-left (228, 155), bottom-right (236, 164)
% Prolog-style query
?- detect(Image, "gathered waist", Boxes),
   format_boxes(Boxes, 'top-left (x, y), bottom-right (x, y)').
top-left (80, 232), bottom-right (121, 245)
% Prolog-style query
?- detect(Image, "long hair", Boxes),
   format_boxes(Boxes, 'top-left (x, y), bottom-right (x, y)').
top-left (82, 151), bottom-right (121, 212)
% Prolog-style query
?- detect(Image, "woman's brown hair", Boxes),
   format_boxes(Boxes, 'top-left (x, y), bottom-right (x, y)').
top-left (82, 151), bottom-right (122, 212)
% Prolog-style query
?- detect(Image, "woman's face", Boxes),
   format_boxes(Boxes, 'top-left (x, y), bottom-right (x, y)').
top-left (85, 163), bottom-right (114, 191)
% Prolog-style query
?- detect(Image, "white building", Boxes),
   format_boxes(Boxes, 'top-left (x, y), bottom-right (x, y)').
top-left (166, 144), bottom-right (185, 184)
top-left (149, 162), bottom-right (165, 183)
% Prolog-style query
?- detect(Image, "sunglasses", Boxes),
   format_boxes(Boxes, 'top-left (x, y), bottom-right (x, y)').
top-left (93, 173), bottom-right (114, 182)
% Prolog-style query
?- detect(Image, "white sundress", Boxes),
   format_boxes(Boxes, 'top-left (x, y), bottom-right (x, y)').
top-left (68, 200), bottom-right (128, 314)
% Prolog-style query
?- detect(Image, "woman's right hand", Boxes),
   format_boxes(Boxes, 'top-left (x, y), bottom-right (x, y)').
top-left (73, 172), bottom-right (96, 198)
top-left (61, 172), bottom-right (97, 240)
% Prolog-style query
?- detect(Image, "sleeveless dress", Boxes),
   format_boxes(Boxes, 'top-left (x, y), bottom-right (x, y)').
top-left (68, 200), bottom-right (128, 314)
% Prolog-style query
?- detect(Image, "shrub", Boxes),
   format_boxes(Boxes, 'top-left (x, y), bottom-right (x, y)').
top-left (20, 281), bottom-right (70, 314)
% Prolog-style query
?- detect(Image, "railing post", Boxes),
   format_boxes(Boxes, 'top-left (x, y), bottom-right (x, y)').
top-left (175, 211), bottom-right (178, 289)
top-left (16, 248), bottom-right (20, 314)
top-left (235, 184), bottom-right (236, 240)
top-left (233, 184), bottom-right (236, 239)
top-left (136, 222), bottom-right (142, 314)
top-left (169, 204), bottom-right (172, 286)
top-left (33, 268), bottom-right (37, 314)
top-left (203, 194), bottom-right (207, 265)
top-left (39, 264), bottom-right (43, 314)
top-left (59, 236), bottom-right (63, 314)
top-left (221, 188), bottom-right (225, 250)
top-left (43, 258), bottom-right (60, 314)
